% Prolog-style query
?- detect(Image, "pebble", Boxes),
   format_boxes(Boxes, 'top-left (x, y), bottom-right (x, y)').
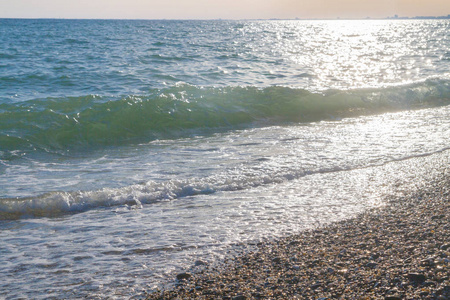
top-left (194, 260), bottom-right (207, 266)
top-left (408, 273), bottom-right (427, 283)
top-left (176, 272), bottom-right (191, 281)
top-left (440, 244), bottom-right (450, 251)
top-left (385, 295), bottom-right (402, 300)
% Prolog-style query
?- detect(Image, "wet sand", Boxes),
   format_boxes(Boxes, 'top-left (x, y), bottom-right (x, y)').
top-left (146, 168), bottom-right (449, 299)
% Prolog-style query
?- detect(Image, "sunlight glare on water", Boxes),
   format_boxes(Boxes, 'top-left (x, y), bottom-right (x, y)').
top-left (255, 20), bottom-right (449, 90)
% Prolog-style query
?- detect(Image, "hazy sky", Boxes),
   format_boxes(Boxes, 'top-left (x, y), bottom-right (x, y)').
top-left (0, 0), bottom-right (449, 19)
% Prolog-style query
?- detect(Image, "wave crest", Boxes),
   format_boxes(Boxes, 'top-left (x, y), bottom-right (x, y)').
top-left (1, 79), bottom-right (449, 159)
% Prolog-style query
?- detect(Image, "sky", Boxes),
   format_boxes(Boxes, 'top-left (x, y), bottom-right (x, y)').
top-left (0, 0), bottom-right (449, 20)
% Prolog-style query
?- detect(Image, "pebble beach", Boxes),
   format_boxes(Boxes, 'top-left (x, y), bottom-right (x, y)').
top-left (146, 166), bottom-right (449, 299)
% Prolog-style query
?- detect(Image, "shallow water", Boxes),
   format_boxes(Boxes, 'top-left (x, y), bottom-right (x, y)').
top-left (0, 19), bottom-right (449, 298)
top-left (1, 149), bottom-right (449, 299)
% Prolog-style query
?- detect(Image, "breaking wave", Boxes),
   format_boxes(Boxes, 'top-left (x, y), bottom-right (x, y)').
top-left (1, 78), bottom-right (449, 159)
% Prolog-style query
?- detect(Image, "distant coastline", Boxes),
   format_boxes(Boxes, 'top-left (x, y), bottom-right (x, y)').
top-left (273, 14), bottom-right (450, 21)
top-left (385, 14), bottom-right (450, 20)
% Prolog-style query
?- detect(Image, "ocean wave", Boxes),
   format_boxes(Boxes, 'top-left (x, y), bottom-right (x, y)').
top-left (0, 162), bottom-right (359, 220)
top-left (2, 146), bottom-right (449, 220)
top-left (0, 165), bottom-right (286, 219)
top-left (0, 79), bottom-right (449, 159)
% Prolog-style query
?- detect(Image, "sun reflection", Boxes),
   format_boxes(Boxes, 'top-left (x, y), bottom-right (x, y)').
top-left (245, 19), bottom-right (446, 91)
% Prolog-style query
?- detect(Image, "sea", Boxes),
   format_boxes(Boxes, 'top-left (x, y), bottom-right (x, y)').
top-left (0, 19), bottom-right (449, 299)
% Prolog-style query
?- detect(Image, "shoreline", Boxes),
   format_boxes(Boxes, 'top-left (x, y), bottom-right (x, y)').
top-left (146, 168), bottom-right (449, 299)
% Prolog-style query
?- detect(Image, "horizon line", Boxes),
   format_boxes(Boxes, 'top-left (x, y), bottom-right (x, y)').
top-left (1, 14), bottom-right (450, 21)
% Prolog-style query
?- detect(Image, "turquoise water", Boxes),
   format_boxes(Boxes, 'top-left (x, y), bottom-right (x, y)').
top-left (0, 19), bottom-right (449, 298)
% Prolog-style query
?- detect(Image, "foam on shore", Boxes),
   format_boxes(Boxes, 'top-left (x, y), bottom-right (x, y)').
top-left (146, 165), bottom-right (449, 299)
